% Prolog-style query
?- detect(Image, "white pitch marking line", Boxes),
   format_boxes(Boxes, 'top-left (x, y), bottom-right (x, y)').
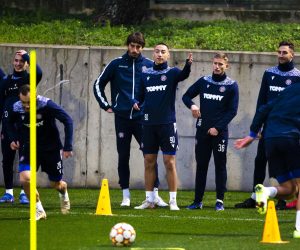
top-left (16, 210), bottom-right (265, 222)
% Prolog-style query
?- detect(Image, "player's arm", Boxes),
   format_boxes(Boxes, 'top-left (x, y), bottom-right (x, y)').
top-left (255, 72), bottom-right (268, 111)
top-left (93, 61), bottom-right (115, 112)
top-left (176, 53), bottom-right (193, 82)
top-left (47, 100), bottom-right (73, 154)
top-left (182, 79), bottom-right (201, 118)
top-left (0, 76), bottom-right (6, 123)
top-left (132, 75), bottom-right (145, 111)
top-left (235, 94), bottom-right (278, 150)
top-left (6, 109), bottom-right (20, 150)
top-left (0, 68), bottom-right (5, 79)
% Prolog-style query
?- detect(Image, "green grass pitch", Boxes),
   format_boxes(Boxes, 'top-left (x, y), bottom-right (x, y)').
top-left (0, 188), bottom-right (298, 249)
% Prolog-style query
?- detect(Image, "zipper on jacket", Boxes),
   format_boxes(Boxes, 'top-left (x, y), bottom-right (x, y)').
top-left (130, 59), bottom-right (135, 119)
top-left (114, 93), bottom-right (119, 108)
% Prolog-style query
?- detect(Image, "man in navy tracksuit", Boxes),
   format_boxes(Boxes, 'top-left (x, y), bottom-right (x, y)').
top-left (133, 43), bottom-right (193, 211)
top-left (93, 32), bottom-right (167, 207)
top-left (7, 84), bottom-right (73, 220)
top-left (0, 50), bottom-right (42, 204)
top-left (235, 41), bottom-right (300, 209)
top-left (182, 52), bottom-right (239, 211)
top-left (235, 82), bottom-right (300, 239)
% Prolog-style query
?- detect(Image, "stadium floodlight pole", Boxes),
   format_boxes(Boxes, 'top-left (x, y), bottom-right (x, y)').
top-left (29, 50), bottom-right (37, 250)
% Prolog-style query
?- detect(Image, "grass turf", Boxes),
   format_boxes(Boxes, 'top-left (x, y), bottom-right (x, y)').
top-left (0, 188), bottom-right (297, 249)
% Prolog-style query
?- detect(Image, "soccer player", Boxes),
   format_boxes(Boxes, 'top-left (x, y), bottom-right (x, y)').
top-left (93, 32), bottom-right (167, 207)
top-left (235, 41), bottom-right (300, 210)
top-left (7, 85), bottom-right (73, 220)
top-left (0, 50), bottom-right (42, 204)
top-left (234, 82), bottom-right (300, 238)
top-left (134, 43), bottom-right (193, 210)
top-left (182, 53), bottom-right (239, 211)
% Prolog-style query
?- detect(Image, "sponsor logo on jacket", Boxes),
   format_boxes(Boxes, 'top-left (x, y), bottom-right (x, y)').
top-left (203, 93), bottom-right (224, 101)
top-left (269, 86), bottom-right (285, 92)
top-left (146, 85), bottom-right (167, 92)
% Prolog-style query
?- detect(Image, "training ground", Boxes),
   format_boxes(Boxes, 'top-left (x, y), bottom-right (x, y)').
top-left (0, 188), bottom-right (298, 250)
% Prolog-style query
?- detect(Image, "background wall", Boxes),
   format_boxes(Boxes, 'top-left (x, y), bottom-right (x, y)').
top-left (0, 44), bottom-right (295, 191)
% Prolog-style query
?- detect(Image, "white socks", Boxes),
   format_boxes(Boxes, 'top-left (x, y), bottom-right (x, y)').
top-left (296, 210), bottom-right (300, 231)
top-left (251, 186), bottom-right (278, 200)
top-left (6, 189), bottom-right (13, 196)
top-left (146, 191), bottom-right (154, 202)
top-left (169, 192), bottom-right (177, 203)
top-left (59, 190), bottom-right (69, 201)
top-left (266, 187), bottom-right (278, 198)
top-left (123, 188), bottom-right (130, 199)
top-left (153, 187), bottom-right (159, 200)
top-left (36, 201), bottom-right (45, 212)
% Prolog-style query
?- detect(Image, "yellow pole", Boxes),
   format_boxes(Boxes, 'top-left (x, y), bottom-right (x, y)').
top-left (29, 50), bottom-right (37, 250)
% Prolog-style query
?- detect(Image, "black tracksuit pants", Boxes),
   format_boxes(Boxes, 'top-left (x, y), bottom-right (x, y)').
top-left (114, 115), bottom-right (159, 189)
top-left (194, 129), bottom-right (228, 202)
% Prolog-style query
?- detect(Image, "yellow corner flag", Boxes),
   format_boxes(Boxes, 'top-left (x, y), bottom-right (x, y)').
top-left (30, 50), bottom-right (37, 250)
top-left (96, 178), bottom-right (112, 215)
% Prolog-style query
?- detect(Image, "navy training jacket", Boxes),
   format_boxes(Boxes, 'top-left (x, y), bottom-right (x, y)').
top-left (256, 61), bottom-right (300, 111)
top-left (182, 73), bottom-right (239, 132)
top-left (0, 53), bottom-right (43, 126)
top-left (93, 52), bottom-right (153, 120)
top-left (7, 96), bottom-right (73, 152)
top-left (137, 61), bottom-right (191, 125)
top-left (250, 83), bottom-right (300, 139)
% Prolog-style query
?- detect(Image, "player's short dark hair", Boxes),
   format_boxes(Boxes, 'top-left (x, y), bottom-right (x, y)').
top-left (19, 84), bottom-right (30, 95)
top-left (279, 41), bottom-right (294, 51)
top-left (155, 42), bottom-right (169, 50)
top-left (126, 32), bottom-right (145, 48)
top-left (214, 52), bottom-right (229, 63)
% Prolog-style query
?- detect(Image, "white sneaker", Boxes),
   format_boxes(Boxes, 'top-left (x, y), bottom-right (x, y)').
top-left (120, 197), bottom-right (130, 207)
top-left (255, 184), bottom-right (269, 214)
top-left (134, 200), bottom-right (155, 209)
top-left (154, 196), bottom-right (168, 207)
top-left (36, 210), bottom-right (47, 220)
top-left (60, 198), bottom-right (71, 214)
top-left (169, 200), bottom-right (180, 211)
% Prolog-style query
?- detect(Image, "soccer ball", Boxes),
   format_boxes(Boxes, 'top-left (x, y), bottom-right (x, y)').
top-left (109, 222), bottom-right (136, 247)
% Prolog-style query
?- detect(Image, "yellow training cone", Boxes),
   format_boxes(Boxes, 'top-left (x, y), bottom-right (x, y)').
top-left (96, 178), bottom-right (112, 215)
top-left (261, 200), bottom-right (288, 244)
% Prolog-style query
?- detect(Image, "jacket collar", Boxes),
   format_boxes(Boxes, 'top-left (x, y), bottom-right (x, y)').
top-left (153, 61), bottom-right (168, 71)
top-left (123, 52), bottom-right (143, 62)
top-left (278, 60), bottom-right (294, 72)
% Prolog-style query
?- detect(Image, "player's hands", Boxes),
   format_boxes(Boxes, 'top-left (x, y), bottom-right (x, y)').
top-left (234, 136), bottom-right (255, 149)
top-left (257, 132), bottom-right (262, 139)
top-left (187, 53), bottom-right (193, 65)
top-left (208, 127), bottom-right (218, 136)
top-left (191, 104), bottom-right (200, 118)
top-left (106, 108), bottom-right (113, 113)
top-left (133, 103), bottom-right (140, 111)
top-left (63, 151), bottom-right (73, 158)
top-left (10, 141), bottom-right (20, 150)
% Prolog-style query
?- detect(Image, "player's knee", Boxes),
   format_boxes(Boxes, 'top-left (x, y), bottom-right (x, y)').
top-left (51, 180), bottom-right (67, 191)
top-left (20, 172), bottom-right (30, 187)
